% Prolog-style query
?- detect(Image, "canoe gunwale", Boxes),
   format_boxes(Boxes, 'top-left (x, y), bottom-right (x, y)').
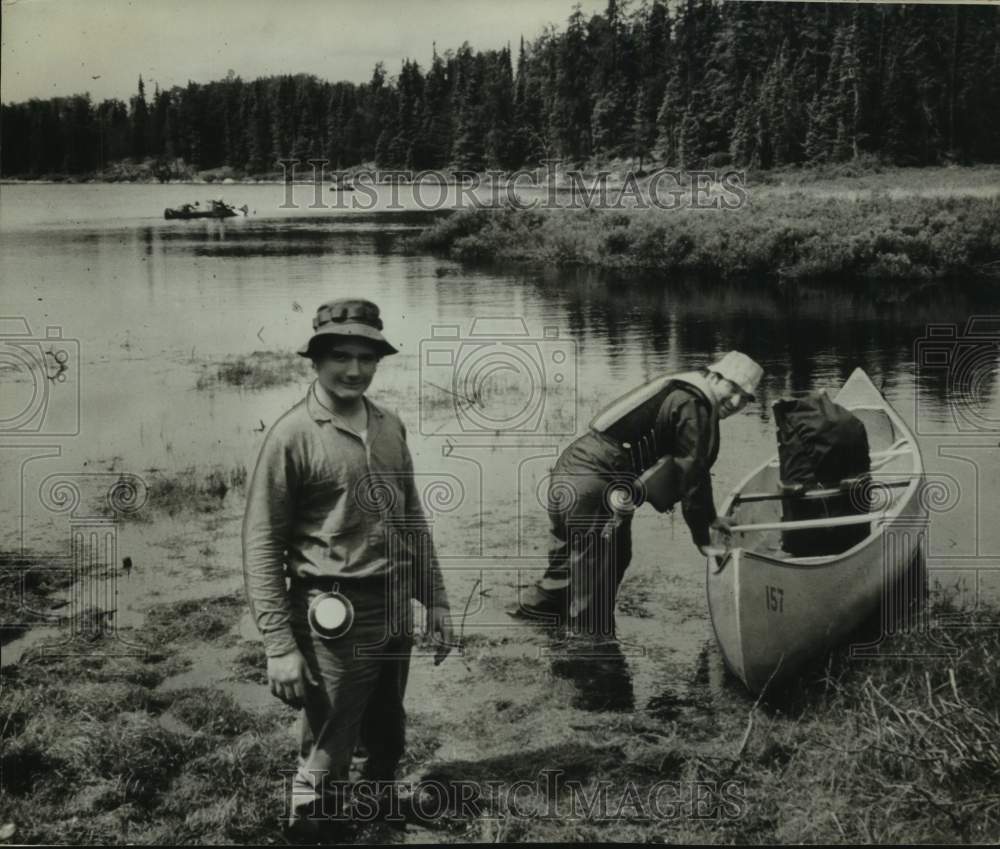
top-left (706, 368), bottom-right (926, 692)
top-left (718, 369), bottom-right (923, 563)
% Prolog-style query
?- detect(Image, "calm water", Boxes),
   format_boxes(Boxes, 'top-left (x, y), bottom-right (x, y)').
top-left (2, 183), bottom-right (1000, 695)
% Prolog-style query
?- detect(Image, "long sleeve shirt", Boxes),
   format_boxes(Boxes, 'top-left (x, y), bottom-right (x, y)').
top-left (242, 382), bottom-right (450, 657)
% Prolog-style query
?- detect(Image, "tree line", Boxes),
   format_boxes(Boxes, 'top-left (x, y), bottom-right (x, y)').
top-left (2, 0), bottom-right (998, 178)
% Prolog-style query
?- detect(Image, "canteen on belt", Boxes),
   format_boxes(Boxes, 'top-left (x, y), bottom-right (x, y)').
top-left (307, 587), bottom-right (355, 640)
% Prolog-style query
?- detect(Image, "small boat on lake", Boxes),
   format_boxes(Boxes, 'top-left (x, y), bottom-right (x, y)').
top-left (706, 368), bottom-right (925, 695)
top-left (164, 200), bottom-right (248, 220)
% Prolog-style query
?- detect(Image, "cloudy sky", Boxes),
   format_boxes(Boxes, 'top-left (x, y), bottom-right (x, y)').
top-left (1, 0), bottom-right (610, 103)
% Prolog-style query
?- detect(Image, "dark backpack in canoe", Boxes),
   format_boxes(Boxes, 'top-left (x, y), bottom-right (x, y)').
top-left (773, 392), bottom-right (871, 556)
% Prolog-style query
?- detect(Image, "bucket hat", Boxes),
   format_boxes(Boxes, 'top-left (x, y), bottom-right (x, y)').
top-left (708, 351), bottom-right (764, 401)
top-left (298, 299), bottom-right (399, 358)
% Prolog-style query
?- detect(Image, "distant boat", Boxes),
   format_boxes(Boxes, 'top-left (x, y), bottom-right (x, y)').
top-left (329, 180), bottom-right (355, 191)
top-left (164, 200), bottom-right (248, 220)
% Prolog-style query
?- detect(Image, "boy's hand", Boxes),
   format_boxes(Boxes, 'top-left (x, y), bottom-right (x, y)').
top-left (267, 648), bottom-right (318, 708)
top-left (427, 606), bottom-right (454, 666)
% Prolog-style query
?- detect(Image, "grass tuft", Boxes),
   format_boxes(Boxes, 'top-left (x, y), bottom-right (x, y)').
top-left (144, 592), bottom-right (247, 644)
top-left (134, 464), bottom-right (248, 518)
top-left (166, 688), bottom-right (267, 738)
top-left (196, 351), bottom-right (309, 391)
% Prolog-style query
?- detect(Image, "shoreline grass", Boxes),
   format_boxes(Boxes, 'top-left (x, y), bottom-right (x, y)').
top-left (195, 351), bottom-right (309, 391)
top-left (0, 559), bottom-right (79, 647)
top-left (127, 465), bottom-right (248, 520)
top-left (2, 586), bottom-right (998, 843)
top-left (411, 192), bottom-right (1000, 282)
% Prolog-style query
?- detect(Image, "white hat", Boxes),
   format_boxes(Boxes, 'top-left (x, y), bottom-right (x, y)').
top-left (708, 351), bottom-right (764, 401)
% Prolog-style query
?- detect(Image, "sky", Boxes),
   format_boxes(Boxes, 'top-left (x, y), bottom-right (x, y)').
top-left (0, 0), bottom-right (609, 104)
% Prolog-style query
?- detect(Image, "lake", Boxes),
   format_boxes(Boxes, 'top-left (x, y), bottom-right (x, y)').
top-left (2, 183), bottom-right (1000, 704)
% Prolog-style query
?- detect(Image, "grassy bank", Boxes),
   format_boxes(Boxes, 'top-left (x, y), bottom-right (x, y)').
top-left (2, 587), bottom-right (998, 843)
top-left (195, 351), bottom-right (309, 391)
top-left (0, 594), bottom-right (295, 844)
top-left (411, 192), bottom-right (1000, 282)
top-left (408, 594), bottom-right (1000, 844)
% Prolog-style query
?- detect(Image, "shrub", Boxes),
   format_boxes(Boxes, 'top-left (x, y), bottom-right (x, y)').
top-left (410, 194), bottom-right (1000, 282)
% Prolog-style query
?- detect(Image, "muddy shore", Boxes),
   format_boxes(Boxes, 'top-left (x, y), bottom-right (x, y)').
top-left (2, 441), bottom-right (998, 843)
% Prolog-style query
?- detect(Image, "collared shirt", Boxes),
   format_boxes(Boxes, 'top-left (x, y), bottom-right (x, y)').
top-left (242, 381), bottom-right (449, 657)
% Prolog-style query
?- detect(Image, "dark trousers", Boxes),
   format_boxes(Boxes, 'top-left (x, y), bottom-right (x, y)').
top-left (520, 431), bottom-right (635, 638)
top-left (289, 577), bottom-right (413, 813)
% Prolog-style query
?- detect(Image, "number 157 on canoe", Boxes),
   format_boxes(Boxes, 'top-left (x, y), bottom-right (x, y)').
top-left (766, 586), bottom-right (784, 613)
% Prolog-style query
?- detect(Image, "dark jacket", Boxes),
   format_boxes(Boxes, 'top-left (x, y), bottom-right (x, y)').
top-left (650, 378), bottom-right (720, 546)
top-left (590, 372), bottom-right (721, 546)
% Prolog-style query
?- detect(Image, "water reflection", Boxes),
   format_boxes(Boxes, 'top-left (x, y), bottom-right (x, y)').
top-left (3, 193), bottom-right (1000, 700)
top-left (3, 208), bottom-right (998, 471)
top-left (3, 211), bottom-right (998, 502)
top-left (518, 268), bottom-right (1000, 419)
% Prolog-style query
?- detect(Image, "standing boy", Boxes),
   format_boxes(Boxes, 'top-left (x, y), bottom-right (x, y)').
top-left (242, 299), bottom-right (452, 840)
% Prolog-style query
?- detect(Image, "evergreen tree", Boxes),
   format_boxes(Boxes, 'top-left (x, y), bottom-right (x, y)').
top-left (3, 0), bottom-right (999, 176)
top-left (418, 45), bottom-right (452, 168)
top-left (130, 76), bottom-right (148, 160)
top-left (654, 69), bottom-right (684, 165)
top-left (450, 45), bottom-right (487, 170)
top-left (550, 5), bottom-right (592, 162)
top-left (630, 83), bottom-right (654, 170)
top-left (676, 106), bottom-right (704, 168)
top-left (729, 77), bottom-right (757, 167)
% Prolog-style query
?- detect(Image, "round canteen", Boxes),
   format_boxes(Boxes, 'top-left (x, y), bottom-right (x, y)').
top-left (307, 589), bottom-right (355, 640)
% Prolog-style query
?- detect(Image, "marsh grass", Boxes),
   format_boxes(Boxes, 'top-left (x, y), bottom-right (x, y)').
top-left (0, 558), bottom-right (79, 645)
top-left (0, 658), bottom-right (292, 843)
top-left (164, 688), bottom-right (270, 738)
top-left (396, 596), bottom-right (1000, 844)
top-left (134, 464), bottom-right (248, 519)
top-left (143, 592), bottom-right (247, 644)
top-left (411, 193), bottom-right (1000, 282)
top-left (2, 586), bottom-right (998, 843)
top-left (0, 592), bottom-right (294, 845)
top-left (196, 351), bottom-right (309, 391)
top-left (754, 162), bottom-right (1000, 191)
top-left (230, 641), bottom-right (268, 684)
